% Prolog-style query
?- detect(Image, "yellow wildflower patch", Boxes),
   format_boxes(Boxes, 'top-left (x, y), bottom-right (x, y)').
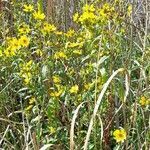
top-left (77, 4), bottom-right (97, 24)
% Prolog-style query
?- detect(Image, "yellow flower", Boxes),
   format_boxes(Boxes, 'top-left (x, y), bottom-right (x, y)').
top-left (29, 97), bottom-right (36, 104)
top-left (139, 96), bottom-right (149, 106)
top-left (113, 128), bottom-right (127, 143)
top-left (79, 11), bottom-right (97, 24)
top-left (127, 4), bottom-right (132, 16)
top-left (70, 85), bottom-right (79, 94)
top-left (25, 105), bottom-right (33, 111)
top-left (19, 60), bottom-right (33, 85)
top-left (4, 47), bottom-right (16, 57)
top-left (41, 22), bottom-right (56, 34)
top-left (50, 90), bottom-right (63, 97)
top-left (73, 50), bottom-right (82, 55)
top-left (77, 4), bottom-right (97, 24)
top-left (52, 75), bottom-right (61, 83)
top-left (33, 11), bottom-right (45, 20)
top-left (4, 38), bottom-right (20, 57)
top-left (23, 4), bottom-right (34, 12)
top-left (73, 13), bottom-right (79, 22)
top-left (22, 60), bottom-right (33, 71)
top-left (7, 37), bottom-right (21, 51)
top-left (85, 29), bottom-right (92, 39)
top-left (49, 126), bottom-right (56, 134)
top-left (65, 29), bottom-right (75, 37)
top-left (18, 24), bottom-right (30, 34)
top-left (82, 4), bottom-right (95, 12)
top-left (84, 83), bottom-right (93, 90)
top-left (19, 35), bottom-right (30, 47)
top-left (68, 42), bottom-right (83, 48)
top-left (98, 3), bottom-right (114, 22)
top-left (54, 51), bottom-right (67, 59)
top-left (12, 41), bottom-right (21, 49)
top-left (22, 72), bottom-right (32, 85)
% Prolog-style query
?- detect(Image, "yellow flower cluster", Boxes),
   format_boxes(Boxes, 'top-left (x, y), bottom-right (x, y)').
top-left (73, 3), bottom-right (118, 25)
top-left (53, 75), bottom-right (61, 84)
top-left (68, 42), bottom-right (83, 48)
top-left (139, 96), bottom-right (149, 106)
top-left (25, 97), bottom-right (36, 112)
top-left (65, 29), bottom-right (75, 37)
top-left (18, 23), bottom-right (30, 34)
top-left (70, 85), bottom-right (79, 94)
top-left (74, 4), bottom-right (97, 24)
top-left (41, 22), bottom-right (56, 35)
top-left (50, 84), bottom-right (63, 98)
top-left (23, 4), bottom-right (46, 21)
top-left (4, 37), bottom-right (20, 57)
top-left (50, 90), bottom-right (63, 97)
top-left (33, 11), bottom-right (45, 20)
top-left (98, 3), bottom-right (114, 23)
top-left (4, 35), bottom-right (30, 57)
top-left (19, 60), bottom-right (33, 85)
top-left (54, 51), bottom-right (67, 59)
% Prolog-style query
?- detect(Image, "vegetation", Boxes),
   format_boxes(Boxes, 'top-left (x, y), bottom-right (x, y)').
top-left (0, 0), bottom-right (149, 149)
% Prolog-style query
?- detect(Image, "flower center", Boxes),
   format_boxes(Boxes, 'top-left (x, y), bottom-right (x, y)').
top-left (118, 133), bottom-right (123, 138)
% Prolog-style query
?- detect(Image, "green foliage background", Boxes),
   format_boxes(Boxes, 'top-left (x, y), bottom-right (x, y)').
top-left (0, 0), bottom-right (149, 149)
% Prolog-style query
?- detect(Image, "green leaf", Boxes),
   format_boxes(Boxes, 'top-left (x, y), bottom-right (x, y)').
top-left (38, 0), bottom-right (43, 13)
